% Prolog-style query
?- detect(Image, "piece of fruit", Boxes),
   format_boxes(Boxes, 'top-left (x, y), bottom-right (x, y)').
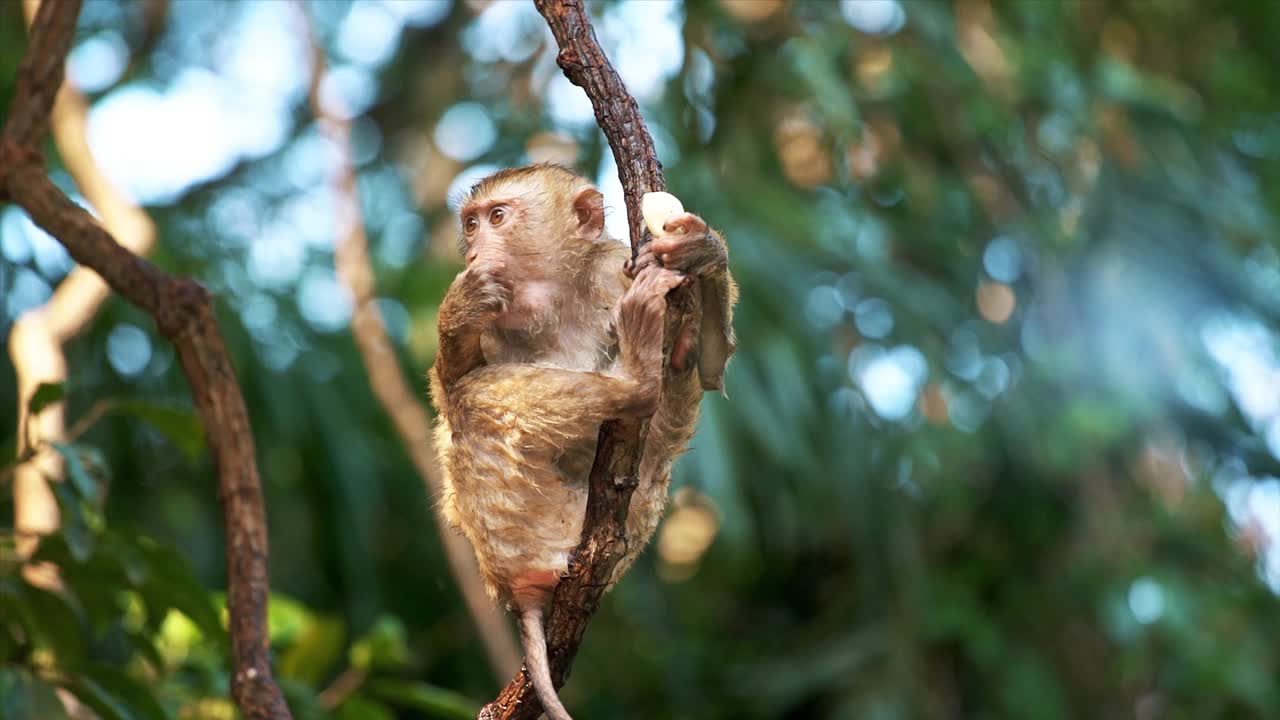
top-left (642, 191), bottom-right (685, 237)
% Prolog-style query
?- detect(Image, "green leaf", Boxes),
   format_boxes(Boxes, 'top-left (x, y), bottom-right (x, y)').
top-left (78, 666), bottom-right (169, 720)
top-left (113, 401), bottom-right (205, 461)
top-left (350, 615), bottom-right (411, 671)
top-left (135, 538), bottom-right (225, 645)
top-left (336, 695), bottom-right (396, 720)
top-left (126, 630), bottom-right (166, 673)
top-left (5, 581), bottom-right (86, 669)
top-left (366, 679), bottom-right (479, 720)
top-left (50, 443), bottom-right (101, 505)
top-left (280, 615), bottom-right (346, 686)
top-left (28, 383), bottom-right (65, 415)
top-left (62, 674), bottom-right (137, 720)
top-left (0, 668), bottom-right (72, 720)
top-left (278, 678), bottom-right (326, 720)
top-left (50, 480), bottom-right (94, 562)
top-left (0, 616), bottom-right (15, 661)
top-left (267, 593), bottom-right (315, 645)
top-left (28, 534), bottom-right (137, 633)
top-left (100, 532), bottom-right (150, 587)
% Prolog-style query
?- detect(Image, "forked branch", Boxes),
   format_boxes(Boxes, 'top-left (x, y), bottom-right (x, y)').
top-left (0, 2), bottom-right (290, 718)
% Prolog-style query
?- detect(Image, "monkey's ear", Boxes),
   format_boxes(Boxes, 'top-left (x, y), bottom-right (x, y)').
top-left (572, 186), bottom-right (605, 239)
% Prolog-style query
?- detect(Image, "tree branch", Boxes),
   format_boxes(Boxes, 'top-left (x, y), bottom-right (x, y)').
top-left (3, 0), bottom-right (77, 148)
top-left (293, 1), bottom-right (522, 681)
top-left (480, 2), bottom-right (699, 717)
top-left (9, 0), bottom-right (159, 587)
top-left (0, 3), bottom-right (291, 718)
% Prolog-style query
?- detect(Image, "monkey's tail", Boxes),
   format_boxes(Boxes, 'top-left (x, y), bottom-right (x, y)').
top-left (520, 605), bottom-right (573, 720)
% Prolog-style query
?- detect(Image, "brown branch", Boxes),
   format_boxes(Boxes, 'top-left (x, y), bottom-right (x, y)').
top-left (4, 0), bottom-right (76, 148)
top-left (481, 2), bottom-right (700, 717)
top-left (0, 3), bottom-right (291, 719)
top-left (293, 2), bottom-right (522, 680)
top-left (9, 0), bottom-right (159, 587)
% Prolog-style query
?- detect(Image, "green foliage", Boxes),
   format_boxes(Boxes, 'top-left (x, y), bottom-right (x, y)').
top-left (26, 383), bottom-right (65, 417)
top-left (6, 0), bottom-right (1280, 718)
top-left (1, 436), bottom-right (474, 719)
top-left (111, 402), bottom-right (205, 461)
top-left (0, 668), bottom-right (71, 720)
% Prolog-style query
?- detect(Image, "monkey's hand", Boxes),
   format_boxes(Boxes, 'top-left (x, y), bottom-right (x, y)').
top-left (623, 213), bottom-right (728, 280)
top-left (443, 259), bottom-right (513, 326)
top-left (650, 213), bottom-right (728, 278)
top-left (434, 260), bottom-right (513, 392)
top-left (615, 265), bottom-right (686, 401)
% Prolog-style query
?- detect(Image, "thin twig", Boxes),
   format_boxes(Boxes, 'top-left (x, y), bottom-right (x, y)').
top-left (316, 666), bottom-right (367, 710)
top-left (0, 400), bottom-right (116, 486)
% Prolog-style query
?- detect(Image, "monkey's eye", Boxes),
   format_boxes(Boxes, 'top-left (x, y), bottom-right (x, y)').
top-left (464, 215), bottom-right (479, 234)
top-left (488, 207), bottom-right (507, 226)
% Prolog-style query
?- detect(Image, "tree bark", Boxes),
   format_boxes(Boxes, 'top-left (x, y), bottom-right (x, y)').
top-left (0, 2), bottom-right (291, 718)
top-left (480, 2), bottom-right (700, 717)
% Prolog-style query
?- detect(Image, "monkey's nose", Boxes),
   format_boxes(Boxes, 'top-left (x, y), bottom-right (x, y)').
top-left (467, 250), bottom-right (479, 264)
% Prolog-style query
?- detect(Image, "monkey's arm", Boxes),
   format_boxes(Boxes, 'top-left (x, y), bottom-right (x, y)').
top-left (641, 218), bottom-right (738, 392)
top-left (430, 260), bottom-right (511, 414)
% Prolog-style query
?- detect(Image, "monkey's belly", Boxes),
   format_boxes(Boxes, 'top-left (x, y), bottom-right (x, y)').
top-left (440, 367), bottom-right (603, 601)
top-left (438, 363), bottom-right (686, 601)
top-left (447, 440), bottom-right (590, 601)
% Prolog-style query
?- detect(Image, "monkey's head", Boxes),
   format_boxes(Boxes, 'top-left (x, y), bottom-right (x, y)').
top-left (459, 164), bottom-right (614, 330)
top-left (458, 164), bottom-right (609, 277)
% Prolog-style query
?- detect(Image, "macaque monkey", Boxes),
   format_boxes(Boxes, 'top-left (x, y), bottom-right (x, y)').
top-left (429, 164), bottom-right (736, 720)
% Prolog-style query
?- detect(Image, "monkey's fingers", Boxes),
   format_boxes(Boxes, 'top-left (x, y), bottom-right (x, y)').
top-left (650, 229), bottom-right (708, 257)
top-left (635, 265), bottom-right (686, 297)
top-left (661, 212), bottom-right (708, 238)
top-left (651, 247), bottom-right (701, 275)
top-left (625, 249), bottom-right (660, 279)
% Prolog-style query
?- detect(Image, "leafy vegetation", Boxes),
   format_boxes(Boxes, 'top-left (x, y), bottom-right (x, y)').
top-left (5, 0), bottom-right (1280, 717)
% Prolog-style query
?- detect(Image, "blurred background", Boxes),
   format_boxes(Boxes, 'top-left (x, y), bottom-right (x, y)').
top-left (4, 0), bottom-right (1280, 718)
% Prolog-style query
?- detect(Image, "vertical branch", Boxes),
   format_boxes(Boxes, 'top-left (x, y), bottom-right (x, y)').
top-left (533, 0), bottom-right (667, 244)
top-left (482, 2), bottom-right (700, 717)
top-left (9, 0), bottom-right (158, 583)
top-left (294, 2), bottom-right (521, 680)
top-left (0, 3), bottom-right (291, 718)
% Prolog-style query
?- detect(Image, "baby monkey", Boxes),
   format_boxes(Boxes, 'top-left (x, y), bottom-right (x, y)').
top-left (430, 164), bottom-right (736, 720)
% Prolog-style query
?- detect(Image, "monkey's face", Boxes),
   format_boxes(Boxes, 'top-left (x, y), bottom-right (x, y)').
top-left (460, 175), bottom-right (606, 275)
top-left (461, 181), bottom-right (554, 278)
top-left (458, 167), bottom-right (609, 330)
top-left (457, 179), bottom-right (575, 329)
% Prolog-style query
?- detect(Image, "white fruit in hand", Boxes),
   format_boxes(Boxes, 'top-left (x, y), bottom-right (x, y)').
top-left (642, 191), bottom-right (685, 237)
